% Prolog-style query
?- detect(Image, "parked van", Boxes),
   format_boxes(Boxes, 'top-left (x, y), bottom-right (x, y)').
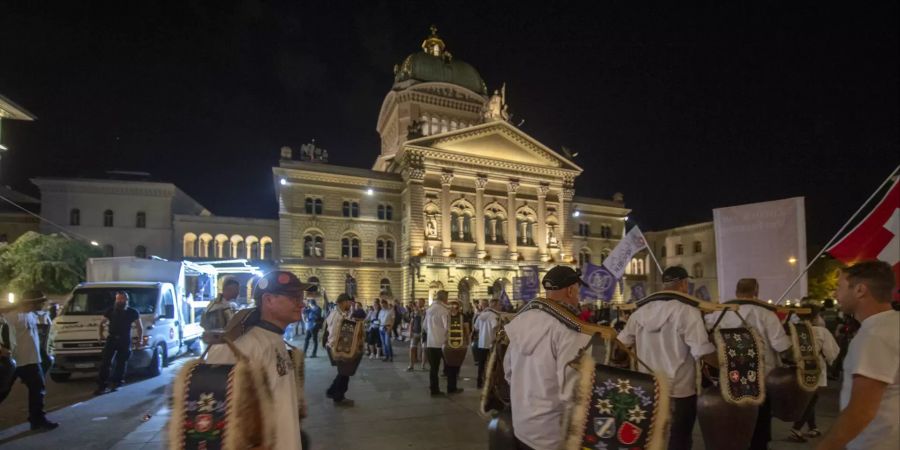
top-left (48, 257), bottom-right (216, 382)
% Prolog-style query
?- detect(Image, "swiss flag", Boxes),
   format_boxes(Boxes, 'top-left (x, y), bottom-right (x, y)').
top-left (828, 178), bottom-right (900, 300)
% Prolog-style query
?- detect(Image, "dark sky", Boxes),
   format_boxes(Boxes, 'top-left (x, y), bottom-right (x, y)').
top-left (1, 1), bottom-right (897, 245)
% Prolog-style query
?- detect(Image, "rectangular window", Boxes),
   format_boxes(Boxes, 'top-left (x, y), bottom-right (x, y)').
top-left (136, 212), bottom-right (146, 228)
top-left (314, 199), bottom-right (323, 215)
top-left (351, 202), bottom-right (359, 218)
top-left (676, 244), bottom-right (684, 256)
top-left (694, 241), bottom-right (702, 253)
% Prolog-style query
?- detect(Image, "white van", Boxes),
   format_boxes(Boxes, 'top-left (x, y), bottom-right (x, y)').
top-left (48, 257), bottom-right (215, 382)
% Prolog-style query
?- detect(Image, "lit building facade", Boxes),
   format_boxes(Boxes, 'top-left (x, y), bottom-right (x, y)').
top-left (274, 28), bottom-right (630, 304)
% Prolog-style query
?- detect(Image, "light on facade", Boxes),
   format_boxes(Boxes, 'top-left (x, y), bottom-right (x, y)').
top-left (788, 257), bottom-right (797, 265)
top-left (767, 299), bottom-right (773, 304)
top-left (623, 216), bottom-right (629, 221)
top-left (0, 144), bottom-right (7, 151)
top-left (572, 209), bottom-right (580, 218)
top-left (366, 188), bottom-right (374, 196)
top-left (90, 241), bottom-right (100, 246)
top-left (280, 178), bottom-right (287, 186)
top-left (7, 293), bottom-right (14, 304)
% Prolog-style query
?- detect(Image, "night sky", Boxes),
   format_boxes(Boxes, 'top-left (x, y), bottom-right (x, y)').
top-left (1, 2), bottom-right (897, 245)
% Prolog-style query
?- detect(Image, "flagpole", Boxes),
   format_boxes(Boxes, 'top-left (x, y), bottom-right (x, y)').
top-left (775, 163), bottom-right (900, 305)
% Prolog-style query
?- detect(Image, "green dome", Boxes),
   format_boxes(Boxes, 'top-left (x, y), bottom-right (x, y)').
top-left (393, 27), bottom-right (488, 96)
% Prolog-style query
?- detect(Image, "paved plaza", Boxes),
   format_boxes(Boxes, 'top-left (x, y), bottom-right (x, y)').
top-left (0, 338), bottom-right (839, 450)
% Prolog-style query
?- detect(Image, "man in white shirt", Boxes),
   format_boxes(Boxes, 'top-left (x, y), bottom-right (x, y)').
top-left (818, 260), bottom-right (899, 450)
top-left (424, 290), bottom-right (450, 396)
top-left (324, 293), bottom-right (356, 406)
top-left (206, 271), bottom-right (309, 450)
top-left (789, 305), bottom-right (840, 442)
top-left (377, 299), bottom-right (395, 362)
top-left (504, 266), bottom-right (593, 450)
top-left (473, 299), bottom-right (500, 388)
top-left (617, 266), bottom-right (716, 450)
top-left (705, 278), bottom-right (792, 450)
top-left (1, 290), bottom-right (58, 431)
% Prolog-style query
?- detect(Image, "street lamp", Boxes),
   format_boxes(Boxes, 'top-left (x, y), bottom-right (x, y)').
top-left (788, 257), bottom-right (797, 265)
top-left (280, 178), bottom-right (287, 186)
top-left (366, 187), bottom-right (374, 196)
top-left (91, 241), bottom-right (100, 246)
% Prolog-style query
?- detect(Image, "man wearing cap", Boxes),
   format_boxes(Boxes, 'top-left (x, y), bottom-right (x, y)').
top-left (324, 293), bottom-right (356, 406)
top-left (705, 278), bottom-right (792, 450)
top-left (503, 266), bottom-right (593, 450)
top-left (617, 266), bottom-right (717, 450)
top-left (206, 271), bottom-right (309, 450)
top-left (1, 290), bottom-right (58, 431)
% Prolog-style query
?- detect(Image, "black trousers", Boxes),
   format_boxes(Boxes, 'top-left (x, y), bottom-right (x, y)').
top-left (750, 396), bottom-right (772, 450)
top-left (7, 363), bottom-right (48, 426)
top-left (326, 373), bottom-right (350, 401)
top-left (446, 364), bottom-right (460, 392)
top-left (793, 391), bottom-right (819, 430)
top-left (669, 395), bottom-right (696, 450)
top-left (304, 327), bottom-right (319, 356)
top-left (98, 339), bottom-right (131, 388)
top-left (474, 347), bottom-right (489, 387)
top-left (426, 347), bottom-right (444, 393)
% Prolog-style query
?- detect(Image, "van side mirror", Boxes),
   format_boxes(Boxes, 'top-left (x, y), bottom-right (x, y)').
top-left (163, 304), bottom-right (176, 319)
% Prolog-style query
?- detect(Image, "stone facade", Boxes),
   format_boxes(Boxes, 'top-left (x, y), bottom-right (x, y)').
top-left (645, 221), bottom-right (719, 300)
top-left (274, 30), bottom-right (630, 306)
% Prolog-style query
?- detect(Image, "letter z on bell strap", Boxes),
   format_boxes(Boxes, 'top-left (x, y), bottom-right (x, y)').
top-left (564, 350), bottom-right (670, 450)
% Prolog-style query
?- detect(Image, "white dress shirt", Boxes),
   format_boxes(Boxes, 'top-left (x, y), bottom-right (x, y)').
top-left (503, 308), bottom-right (592, 450)
top-left (474, 309), bottom-right (500, 349)
top-left (207, 326), bottom-right (302, 450)
top-left (424, 302), bottom-right (449, 348)
top-left (617, 299), bottom-right (715, 398)
top-left (840, 310), bottom-right (899, 450)
top-left (377, 308), bottom-right (394, 328)
top-left (812, 325), bottom-right (839, 387)
top-left (325, 308), bottom-right (348, 348)
top-left (704, 302), bottom-right (792, 376)
top-left (2, 311), bottom-right (41, 366)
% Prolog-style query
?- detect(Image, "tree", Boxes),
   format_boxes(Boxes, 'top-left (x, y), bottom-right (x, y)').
top-left (0, 232), bottom-right (102, 296)
top-left (807, 255), bottom-right (844, 301)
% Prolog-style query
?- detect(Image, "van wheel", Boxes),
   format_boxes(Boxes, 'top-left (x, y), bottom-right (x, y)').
top-left (50, 372), bottom-right (71, 383)
top-left (147, 344), bottom-right (166, 377)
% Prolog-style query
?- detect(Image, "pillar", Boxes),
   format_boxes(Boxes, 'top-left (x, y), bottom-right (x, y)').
top-left (475, 175), bottom-right (487, 258)
top-left (507, 180), bottom-right (519, 259)
top-left (538, 184), bottom-right (549, 261)
top-left (559, 187), bottom-right (575, 263)
top-left (441, 171), bottom-right (454, 256)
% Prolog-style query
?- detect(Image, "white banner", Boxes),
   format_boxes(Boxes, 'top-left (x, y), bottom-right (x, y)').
top-left (713, 197), bottom-right (807, 303)
top-left (602, 226), bottom-right (648, 279)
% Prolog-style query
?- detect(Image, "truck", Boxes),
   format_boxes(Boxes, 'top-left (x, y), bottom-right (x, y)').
top-left (48, 257), bottom-right (217, 382)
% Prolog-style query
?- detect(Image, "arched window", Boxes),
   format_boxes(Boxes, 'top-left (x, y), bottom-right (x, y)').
top-left (386, 240), bottom-right (394, 260)
top-left (578, 249), bottom-right (591, 268)
top-left (134, 245), bottom-right (147, 258)
top-left (376, 240), bottom-right (385, 259)
top-left (341, 236), bottom-right (360, 258)
top-left (303, 235), bottom-right (324, 257)
top-left (516, 207), bottom-right (536, 246)
top-left (308, 276), bottom-right (320, 292)
top-left (136, 212), bottom-right (146, 228)
top-left (103, 210), bottom-right (114, 227)
top-left (103, 245), bottom-right (115, 257)
top-left (70, 209), bottom-right (80, 226)
top-left (376, 239), bottom-right (395, 260)
top-left (693, 263), bottom-right (704, 278)
top-left (600, 249), bottom-right (611, 263)
top-left (380, 278), bottom-right (392, 296)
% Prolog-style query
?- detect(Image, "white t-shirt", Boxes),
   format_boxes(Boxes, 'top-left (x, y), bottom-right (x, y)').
top-left (377, 308), bottom-right (394, 328)
top-left (474, 309), bottom-right (501, 349)
top-left (705, 302), bottom-right (792, 376)
top-left (840, 310), bottom-right (899, 450)
top-left (618, 299), bottom-right (716, 398)
top-left (503, 308), bottom-right (592, 450)
top-left (424, 302), bottom-right (449, 348)
top-left (2, 311), bottom-right (41, 366)
top-left (206, 326), bottom-right (302, 450)
top-left (812, 325), bottom-right (840, 387)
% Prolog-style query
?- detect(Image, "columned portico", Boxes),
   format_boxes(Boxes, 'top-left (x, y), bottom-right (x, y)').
top-left (440, 171), bottom-right (454, 256)
top-left (506, 180), bottom-right (519, 260)
top-left (475, 175), bottom-right (487, 258)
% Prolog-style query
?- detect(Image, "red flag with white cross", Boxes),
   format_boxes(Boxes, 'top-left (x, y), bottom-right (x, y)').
top-left (828, 178), bottom-right (900, 300)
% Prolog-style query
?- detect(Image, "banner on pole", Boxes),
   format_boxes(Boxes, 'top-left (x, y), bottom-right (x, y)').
top-left (713, 197), bottom-right (807, 302)
top-left (518, 266), bottom-right (540, 302)
top-left (602, 226), bottom-right (649, 279)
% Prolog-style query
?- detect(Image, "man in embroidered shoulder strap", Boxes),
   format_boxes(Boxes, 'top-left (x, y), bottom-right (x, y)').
top-left (503, 266), bottom-right (593, 450)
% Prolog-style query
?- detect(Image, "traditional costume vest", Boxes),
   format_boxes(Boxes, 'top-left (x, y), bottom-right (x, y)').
top-left (170, 309), bottom-right (306, 450)
top-left (327, 314), bottom-right (365, 376)
top-left (767, 319), bottom-right (820, 421)
top-left (697, 302), bottom-right (767, 450)
top-left (443, 313), bottom-right (469, 367)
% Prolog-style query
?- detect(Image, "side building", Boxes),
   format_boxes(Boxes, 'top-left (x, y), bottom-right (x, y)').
top-left (645, 221), bottom-right (719, 300)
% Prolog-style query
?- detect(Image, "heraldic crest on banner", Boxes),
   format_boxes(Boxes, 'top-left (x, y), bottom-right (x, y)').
top-left (564, 350), bottom-right (670, 450)
top-left (713, 327), bottom-right (766, 406)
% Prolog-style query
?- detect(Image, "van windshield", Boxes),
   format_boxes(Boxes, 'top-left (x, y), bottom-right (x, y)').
top-left (64, 287), bottom-right (158, 315)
